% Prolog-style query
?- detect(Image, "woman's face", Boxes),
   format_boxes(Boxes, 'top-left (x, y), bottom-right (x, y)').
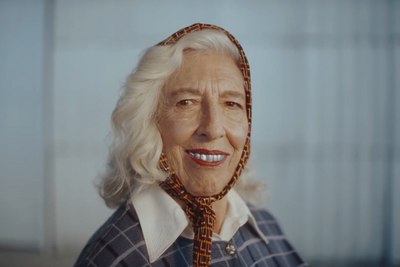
top-left (158, 52), bottom-right (248, 196)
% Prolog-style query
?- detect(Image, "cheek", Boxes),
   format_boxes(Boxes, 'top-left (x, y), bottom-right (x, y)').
top-left (160, 112), bottom-right (196, 147)
top-left (226, 115), bottom-right (249, 150)
top-left (234, 123), bottom-right (249, 149)
top-left (159, 116), bottom-right (196, 173)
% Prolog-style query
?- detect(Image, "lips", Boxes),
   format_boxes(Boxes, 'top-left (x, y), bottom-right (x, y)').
top-left (186, 149), bottom-right (229, 167)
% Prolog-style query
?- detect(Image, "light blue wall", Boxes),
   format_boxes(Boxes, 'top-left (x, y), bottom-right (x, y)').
top-left (0, 0), bottom-right (399, 265)
top-left (0, 0), bottom-right (46, 250)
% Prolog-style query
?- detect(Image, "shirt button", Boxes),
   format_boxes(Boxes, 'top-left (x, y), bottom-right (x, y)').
top-left (225, 244), bottom-right (236, 255)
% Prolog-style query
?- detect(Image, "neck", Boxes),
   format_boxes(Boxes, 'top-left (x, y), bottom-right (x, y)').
top-left (210, 197), bottom-right (229, 234)
top-left (174, 196), bottom-right (229, 234)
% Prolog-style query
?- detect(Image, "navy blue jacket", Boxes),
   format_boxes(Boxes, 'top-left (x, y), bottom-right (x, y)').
top-left (75, 202), bottom-right (307, 267)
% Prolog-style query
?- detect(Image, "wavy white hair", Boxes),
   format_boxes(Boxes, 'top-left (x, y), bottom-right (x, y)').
top-left (101, 29), bottom-right (264, 208)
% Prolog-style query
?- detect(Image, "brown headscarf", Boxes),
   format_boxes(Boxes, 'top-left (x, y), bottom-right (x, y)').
top-left (158, 23), bottom-right (252, 267)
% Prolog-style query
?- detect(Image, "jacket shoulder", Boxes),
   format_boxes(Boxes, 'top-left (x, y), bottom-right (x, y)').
top-left (74, 202), bottom-right (145, 267)
top-left (248, 205), bottom-right (285, 236)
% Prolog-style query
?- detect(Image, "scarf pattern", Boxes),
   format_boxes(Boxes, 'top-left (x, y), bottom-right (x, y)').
top-left (158, 23), bottom-right (252, 267)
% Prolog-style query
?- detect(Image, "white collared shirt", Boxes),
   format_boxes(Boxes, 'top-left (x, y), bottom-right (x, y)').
top-left (132, 184), bottom-right (269, 263)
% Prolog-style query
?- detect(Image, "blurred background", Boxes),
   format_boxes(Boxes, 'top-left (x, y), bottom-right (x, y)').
top-left (0, 0), bottom-right (399, 266)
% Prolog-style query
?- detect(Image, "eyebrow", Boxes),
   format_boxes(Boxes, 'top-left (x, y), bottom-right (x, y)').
top-left (169, 88), bottom-right (202, 98)
top-left (169, 87), bottom-right (245, 99)
top-left (219, 90), bottom-right (246, 100)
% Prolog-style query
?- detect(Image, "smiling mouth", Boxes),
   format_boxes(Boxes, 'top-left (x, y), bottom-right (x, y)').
top-left (186, 149), bottom-right (229, 166)
top-left (188, 151), bottom-right (226, 162)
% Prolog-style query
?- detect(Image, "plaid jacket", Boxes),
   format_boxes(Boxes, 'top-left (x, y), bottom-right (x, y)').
top-left (75, 202), bottom-right (307, 267)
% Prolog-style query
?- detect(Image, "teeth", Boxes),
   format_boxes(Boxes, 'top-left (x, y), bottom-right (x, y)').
top-left (188, 151), bottom-right (225, 162)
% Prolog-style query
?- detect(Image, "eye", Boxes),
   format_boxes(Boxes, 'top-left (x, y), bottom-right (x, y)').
top-left (177, 99), bottom-right (193, 106)
top-left (225, 101), bottom-right (242, 109)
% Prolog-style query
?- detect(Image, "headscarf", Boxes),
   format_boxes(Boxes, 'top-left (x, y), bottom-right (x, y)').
top-left (158, 23), bottom-right (252, 267)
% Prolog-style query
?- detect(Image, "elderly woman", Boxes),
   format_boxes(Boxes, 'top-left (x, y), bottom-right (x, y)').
top-left (75, 24), bottom-right (307, 267)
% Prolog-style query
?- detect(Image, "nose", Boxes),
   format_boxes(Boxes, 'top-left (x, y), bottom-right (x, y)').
top-left (195, 101), bottom-right (225, 141)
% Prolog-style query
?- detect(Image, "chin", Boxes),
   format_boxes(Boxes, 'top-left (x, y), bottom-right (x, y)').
top-left (186, 180), bottom-right (226, 197)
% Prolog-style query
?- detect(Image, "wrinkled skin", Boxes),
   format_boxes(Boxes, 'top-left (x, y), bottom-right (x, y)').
top-left (158, 52), bottom-right (248, 197)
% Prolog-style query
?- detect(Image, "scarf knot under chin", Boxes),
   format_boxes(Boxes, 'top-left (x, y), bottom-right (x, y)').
top-left (186, 198), bottom-right (216, 227)
top-left (160, 174), bottom-right (222, 267)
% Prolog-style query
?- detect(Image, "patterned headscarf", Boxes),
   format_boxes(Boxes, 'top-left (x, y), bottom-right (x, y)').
top-left (158, 23), bottom-right (252, 267)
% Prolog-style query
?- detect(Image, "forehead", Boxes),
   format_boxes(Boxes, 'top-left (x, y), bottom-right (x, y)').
top-left (164, 52), bottom-right (245, 95)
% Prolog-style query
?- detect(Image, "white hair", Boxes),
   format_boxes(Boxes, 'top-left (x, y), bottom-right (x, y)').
top-left (100, 29), bottom-right (264, 208)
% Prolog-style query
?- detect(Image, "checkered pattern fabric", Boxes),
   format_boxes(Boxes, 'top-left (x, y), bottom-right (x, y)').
top-left (74, 202), bottom-right (308, 267)
top-left (157, 23), bottom-right (252, 267)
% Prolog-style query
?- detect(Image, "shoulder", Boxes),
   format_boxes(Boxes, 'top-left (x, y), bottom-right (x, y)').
top-left (74, 202), bottom-right (147, 267)
top-left (242, 206), bottom-right (309, 266)
top-left (247, 205), bottom-right (286, 236)
top-left (248, 205), bottom-right (276, 220)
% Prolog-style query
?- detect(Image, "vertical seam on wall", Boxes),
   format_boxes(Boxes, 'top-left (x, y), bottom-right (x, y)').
top-left (42, 0), bottom-right (56, 256)
top-left (381, 0), bottom-right (395, 265)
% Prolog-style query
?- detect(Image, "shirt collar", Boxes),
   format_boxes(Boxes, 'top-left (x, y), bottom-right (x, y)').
top-left (132, 184), bottom-right (269, 263)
